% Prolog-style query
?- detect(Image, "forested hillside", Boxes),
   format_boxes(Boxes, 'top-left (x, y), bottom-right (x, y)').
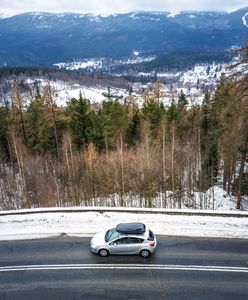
top-left (0, 8), bottom-right (247, 66)
top-left (0, 47), bottom-right (247, 211)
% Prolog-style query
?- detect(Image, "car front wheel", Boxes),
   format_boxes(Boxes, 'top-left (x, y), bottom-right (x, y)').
top-left (99, 249), bottom-right (109, 257)
top-left (140, 249), bottom-right (150, 258)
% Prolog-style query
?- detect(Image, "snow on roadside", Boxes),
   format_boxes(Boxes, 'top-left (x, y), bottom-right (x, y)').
top-left (0, 210), bottom-right (247, 241)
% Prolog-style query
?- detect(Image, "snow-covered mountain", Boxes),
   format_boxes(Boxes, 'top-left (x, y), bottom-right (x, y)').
top-left (0, 8), bottom-right (247, 67)
top-left (0, 11), bottom-right (15, 19)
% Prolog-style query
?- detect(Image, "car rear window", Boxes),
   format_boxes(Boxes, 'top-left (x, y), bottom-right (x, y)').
top-left (147, 230), bottom-right (154, 241)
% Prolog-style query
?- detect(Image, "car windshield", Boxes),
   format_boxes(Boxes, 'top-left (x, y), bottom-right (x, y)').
top-left (105, 228), bottom-right (120, 242)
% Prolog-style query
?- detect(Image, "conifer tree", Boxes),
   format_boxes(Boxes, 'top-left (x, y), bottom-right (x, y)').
top-left (43, 82), bottom-right (60, 159)
top-left (126, 110), bottom-right (141, 146)
top-left (200, 90), bottom-right (220, 189)
top-left (166, 99), bottom-right (179, 124)
top-left (88, 111), bottom-right (105, 150)
top-left (67, 92), bottom-right (93, 150)
top-left (11, 82), bottom-right (27, 144)
top-left (178, 90), bottom-right (188, 111)
top-left (26, 89), bottom-right (60, 155)
top-left (100, 100), bottom-right (129, 149)
top-left (142, 97), bottom-right (165, 139)
top-left (0, 106), bottom-right (10, 160)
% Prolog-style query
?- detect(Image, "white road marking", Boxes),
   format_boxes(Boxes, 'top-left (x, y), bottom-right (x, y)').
top-left (1, 264), bottom-right (248, 273)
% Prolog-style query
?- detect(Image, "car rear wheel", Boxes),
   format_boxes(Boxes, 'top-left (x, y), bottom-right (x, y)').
top-left (99, 249), bottom-right (109, 257)
top-left (140, 249), bottom-right (150, 258)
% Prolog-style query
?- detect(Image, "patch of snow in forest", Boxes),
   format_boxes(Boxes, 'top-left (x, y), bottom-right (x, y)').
top-left (157, 72), bottom-right (179, 78)
top-left (181, 63), bottom-right (225, 85)
top-left (205, 186), bottom-right (236, 210)
top-left (54, 55), bottom-right (156, 71)
top-left (15, 79), bottom-right (129, 106)
top-left (167, 11), bottom-right (180, 18)
top-left (97, 186), bottom-right (248, 211)
top-left (54, 86), bottom-right (107, 105)
top-left (54, 59), bottom-right (103, 70)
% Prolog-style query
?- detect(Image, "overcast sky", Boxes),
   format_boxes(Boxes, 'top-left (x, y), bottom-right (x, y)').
top-left (1, 0), bottom-right (248, 15)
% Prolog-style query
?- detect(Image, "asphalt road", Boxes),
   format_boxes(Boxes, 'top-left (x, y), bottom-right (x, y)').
top-left (0, 236), bottom-right (248, 299)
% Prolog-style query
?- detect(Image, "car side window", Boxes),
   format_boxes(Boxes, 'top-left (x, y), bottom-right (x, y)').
top-left (128, 237), bottom-right (144, 244)
top-left (114, 237), bottom-right (129, 245)
top-left (109, 237), bottom-right (144, 245)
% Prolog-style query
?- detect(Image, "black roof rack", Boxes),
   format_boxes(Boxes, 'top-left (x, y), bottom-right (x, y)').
top-left (116, 222), bottom-right (146, 234)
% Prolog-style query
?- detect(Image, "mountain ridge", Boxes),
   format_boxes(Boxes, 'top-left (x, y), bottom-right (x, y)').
top-left (0, 8), bottom-right (247, 67)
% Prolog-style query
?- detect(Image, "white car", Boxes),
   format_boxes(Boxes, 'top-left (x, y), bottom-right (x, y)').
top-left (90, 222), bottom-right (157, 258)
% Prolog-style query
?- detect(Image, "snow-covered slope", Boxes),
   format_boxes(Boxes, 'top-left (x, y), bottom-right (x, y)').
top-left (0, 208), bottom-right (247, 241)
top-left (0, 11), bottom-right (15, 19)
top-left (0, 182), bottom-right (247, 241)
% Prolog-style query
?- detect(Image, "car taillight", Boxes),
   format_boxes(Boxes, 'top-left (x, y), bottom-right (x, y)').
top-left (149, 241), bottom-right (155, 247)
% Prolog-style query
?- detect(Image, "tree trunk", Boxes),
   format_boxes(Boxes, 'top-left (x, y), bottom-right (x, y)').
top-left (236, 123), bottom-right (248, 209)
top-left (47, 84), bottom-right (60, 160)
top-left (119, 132), bottom-right (125, 207)
top-left (162, 120), bottom-right (167, 208)
top-left (171, 122), bottom-right (175, 207)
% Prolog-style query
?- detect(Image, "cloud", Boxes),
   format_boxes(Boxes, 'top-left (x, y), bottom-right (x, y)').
top-left (1, 0), bottom-right (248, 15)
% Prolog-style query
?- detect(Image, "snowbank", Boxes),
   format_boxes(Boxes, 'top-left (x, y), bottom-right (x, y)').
top-left (0, 209), bottom-right (247, 241)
